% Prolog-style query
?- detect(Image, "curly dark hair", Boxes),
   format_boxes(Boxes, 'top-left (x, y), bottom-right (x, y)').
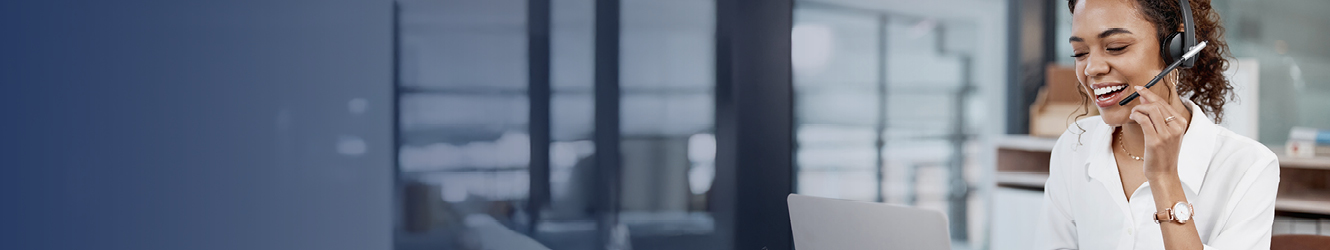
top-left (1068, 0), bottom-right (1234, 123)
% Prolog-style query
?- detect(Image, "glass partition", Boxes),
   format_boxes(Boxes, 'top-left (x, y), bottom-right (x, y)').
top-left (792, 1), bottom-right (998, 248)
top-left (618, 0), bottom-right (719, 249)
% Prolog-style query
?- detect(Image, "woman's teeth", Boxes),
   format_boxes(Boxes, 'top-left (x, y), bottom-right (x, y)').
top-left (1093, 85), bottom-right (1126, 96)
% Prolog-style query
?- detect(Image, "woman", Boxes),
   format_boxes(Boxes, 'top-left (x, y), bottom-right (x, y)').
top-left (1035, 0), bottom-right (1280, 249)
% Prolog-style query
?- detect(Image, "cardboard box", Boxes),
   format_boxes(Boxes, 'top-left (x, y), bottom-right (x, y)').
top-left (1030, 64), bottom-right (1098, 137)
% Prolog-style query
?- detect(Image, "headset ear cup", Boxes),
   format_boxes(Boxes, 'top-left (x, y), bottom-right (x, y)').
top-left (1164, 32), bottom-right (1185, 64)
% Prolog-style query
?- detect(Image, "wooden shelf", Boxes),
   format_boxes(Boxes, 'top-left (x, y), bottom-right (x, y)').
top-left (995, 172), bottom-right (1049, 191)
top-left (1275, 196), bottom-right (1330, 215)
top-left (996, 135), bottom-right (1057, 152)
top-left (1271, 148), bottom-right (1330, 170)
top-left (995, 135), bottom-right (1055, 172)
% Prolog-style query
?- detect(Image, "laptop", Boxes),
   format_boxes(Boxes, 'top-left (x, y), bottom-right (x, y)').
top-left (787, 194), bottom-right (952, 250)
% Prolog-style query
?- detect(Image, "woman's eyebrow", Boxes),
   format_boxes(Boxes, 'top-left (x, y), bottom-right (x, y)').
top-left (1098, 28), bottom-right (1132, 38)
top-left (1069, 28), bottom-right (1132, 42)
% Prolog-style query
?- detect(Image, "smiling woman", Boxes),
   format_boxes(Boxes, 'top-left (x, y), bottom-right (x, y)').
top-left (1035, 0), bottom-right (1280, 250)
top-left (1064, 0), bottom-right (1232, 127)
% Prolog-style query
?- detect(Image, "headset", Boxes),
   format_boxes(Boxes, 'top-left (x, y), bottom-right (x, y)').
top-left (1161, 0), bottom-right (1197, 69)
top-left (1117, 0), bottom-right (1204, 106)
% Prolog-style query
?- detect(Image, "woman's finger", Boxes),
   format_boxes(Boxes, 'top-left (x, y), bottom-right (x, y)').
top-left (1130, 108), bottom-right (1159, 139)
top-left (1134, 86), bottom-right (1165, 105)
top-left (1136, 87), bottom-right (1169, 137)
top-left (1163, 106), bottom-right (1187, 132)
top-left (1131, 98), bottom-right (1162, 132)
top-left (1171, 115), bottom-right (1188, 130)
top-left (1148, 104), bottom-right (1175, 138)
top-left (1133, 86), bottom-right (1186, 134)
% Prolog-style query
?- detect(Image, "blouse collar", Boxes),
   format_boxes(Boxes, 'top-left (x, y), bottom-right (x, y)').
top-left (1084, 101), bottom-right (1216, 194)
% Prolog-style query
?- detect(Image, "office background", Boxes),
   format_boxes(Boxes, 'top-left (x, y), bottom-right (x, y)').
top-left (2, 0), bottom-right (1328, 250)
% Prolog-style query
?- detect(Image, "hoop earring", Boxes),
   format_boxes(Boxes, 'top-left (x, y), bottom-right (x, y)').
top-left (1169, 71), bottom-right (1180, 104)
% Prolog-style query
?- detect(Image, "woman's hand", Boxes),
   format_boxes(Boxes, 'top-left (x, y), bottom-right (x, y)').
top-left (1128, 86), bottom-right (1188, 180)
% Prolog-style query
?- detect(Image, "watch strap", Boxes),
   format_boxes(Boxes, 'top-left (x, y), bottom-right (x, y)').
top-left (1154, 202), bottom-right (1193, 224)
top-left (1154, 208), bottom-right (1173, 224)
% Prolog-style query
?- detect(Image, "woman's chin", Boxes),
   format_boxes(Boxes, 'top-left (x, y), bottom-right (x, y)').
top-left (1095, 113), bottom-right (1127, 125)
top-left (1099, 111), bottom-right (1132, 126)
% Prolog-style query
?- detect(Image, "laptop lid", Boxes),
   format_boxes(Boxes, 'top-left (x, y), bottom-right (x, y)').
top-left (787, 194), bottom-right (951, 250)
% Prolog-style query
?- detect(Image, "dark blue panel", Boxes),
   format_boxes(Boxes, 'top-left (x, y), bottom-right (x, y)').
top-left (0, 1), bottom-right (393, 249)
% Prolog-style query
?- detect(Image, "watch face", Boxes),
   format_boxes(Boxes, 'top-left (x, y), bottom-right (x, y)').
top-left (1172, 202), bottom-right (1192, 220)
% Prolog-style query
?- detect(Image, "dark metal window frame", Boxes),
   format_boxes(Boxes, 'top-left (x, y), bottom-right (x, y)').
top-left (391, 0), bottom-right (798, 249)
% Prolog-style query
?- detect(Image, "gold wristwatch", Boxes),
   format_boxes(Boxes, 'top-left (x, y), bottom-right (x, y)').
top-left (1154, 201), bottom-right (1194, 224)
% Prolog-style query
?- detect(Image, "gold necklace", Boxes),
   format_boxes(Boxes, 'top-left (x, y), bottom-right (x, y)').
top-left (1118, 129), bottom-right (1144, 161)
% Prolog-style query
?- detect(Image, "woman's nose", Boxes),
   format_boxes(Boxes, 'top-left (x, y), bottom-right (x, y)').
top-left (1082, 54), bottom-right (1109, 77)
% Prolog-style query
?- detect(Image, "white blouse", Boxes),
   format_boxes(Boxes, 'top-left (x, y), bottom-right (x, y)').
top-left (1034, 102), bottom-right (1280, 250)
